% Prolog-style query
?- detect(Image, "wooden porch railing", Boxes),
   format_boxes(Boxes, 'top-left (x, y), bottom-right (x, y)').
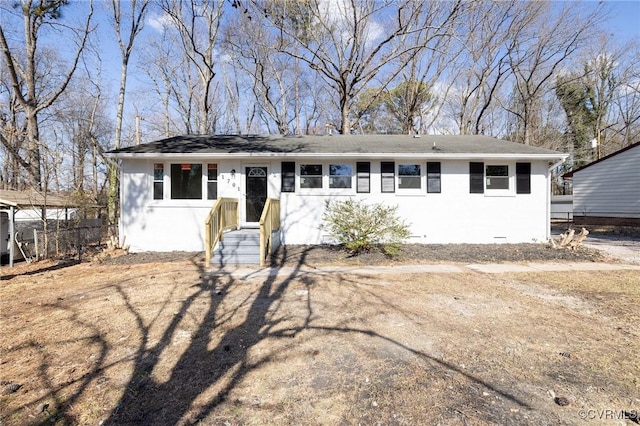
top-left (205, 198), bottom-right (239, 264)
top-left (259, 198), bottom-right (281, 267)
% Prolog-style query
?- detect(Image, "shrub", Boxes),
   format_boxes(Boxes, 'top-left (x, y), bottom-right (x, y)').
top-left (321, 199), bottom-right (411, 256)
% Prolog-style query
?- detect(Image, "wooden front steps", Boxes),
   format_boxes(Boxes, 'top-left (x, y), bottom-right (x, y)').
top-left (210, 229), bottom-right (261, 267)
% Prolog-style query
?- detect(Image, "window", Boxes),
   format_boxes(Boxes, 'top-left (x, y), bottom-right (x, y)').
top-left (427, 162), bottom-right (441, 193)
top-left (516, 162), bottom-right (531, 194)
top-left (356, 162), bottom-right (370, 193)
top-left (171, 163), bottom-right (202, 199)
top-left (300, 164), bottom-right (322, 189)
top-left (470, 162), bottom-right (484, 193)
top-left (281, 161), bottom-right (295, 192)
top-left (207, 163), bottom-right (218, 200)
top-left (398, 164), bottom-right (421, 189)
top-left (486, 165), bottom-right (509, 190)
top-left (329, 164), bottom-right (352, 189)
top-left (381, 161), bottom-right (395, 193)
top-left (153, 163), bottom-right (164, 200)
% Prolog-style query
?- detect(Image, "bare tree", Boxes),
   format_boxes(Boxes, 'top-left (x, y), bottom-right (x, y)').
top-left (445, 0), bottom-right (532, 137)
top-left (506, 2), bottom-right (604, 146)
top-left (0, 0), bottom-right (93, 190)
top-left (254, 0), bottom-right (463, 134)
top-left (614, 46), bottom-right (640, 148)
top-left (139, 25), bottom-right (201, 136)
top-left (161, 0), bottom-right (225, 134)
top-left (107, 0), bottom-right (150, 233)
top-left (224, 14), bottom-right (298, 134)
top-left (53, 62), bottom-right (111, 199)
top-left (0, 77), bottom-right (28, 189)
top-left (139, 26), bottom-right (182, 137)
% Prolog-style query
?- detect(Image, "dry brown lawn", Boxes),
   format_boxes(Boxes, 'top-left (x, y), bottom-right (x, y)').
top-left (1, 256), bottom-right (639, 425)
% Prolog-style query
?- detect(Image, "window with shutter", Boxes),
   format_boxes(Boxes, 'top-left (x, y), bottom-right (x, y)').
top-left (171, 163), bottom-right (202, 199)
top-left (486, 165), bottom-right (509, 190)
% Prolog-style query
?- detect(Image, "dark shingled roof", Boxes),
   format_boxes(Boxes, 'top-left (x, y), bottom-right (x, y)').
top-left (107, 134), bottom-right (565, 157)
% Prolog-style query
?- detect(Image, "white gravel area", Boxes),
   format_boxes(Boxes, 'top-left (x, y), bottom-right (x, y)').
top-left (582, 233), bottom-right (640, 265)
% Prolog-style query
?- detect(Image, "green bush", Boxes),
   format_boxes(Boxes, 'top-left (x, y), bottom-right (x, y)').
top-left (321, 199), bottom-right (411, 256)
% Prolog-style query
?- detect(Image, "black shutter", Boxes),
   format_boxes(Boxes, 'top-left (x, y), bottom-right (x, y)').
top-left (381, 161), bottom-right (395, 193)
top-left (470, 162), bottom-right (484, 193)
top-left (516, 162), bottom-right (531, 194)
top-left (356, 162), bottom-right (370, 193)
top-left (281, 161), bottom-right (295, 192)
top-left (427, 162), bottom-right (441, 193)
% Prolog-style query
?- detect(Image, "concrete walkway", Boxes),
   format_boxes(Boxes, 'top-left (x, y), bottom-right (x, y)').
top-left (208, 262), bottom-right (640, 279)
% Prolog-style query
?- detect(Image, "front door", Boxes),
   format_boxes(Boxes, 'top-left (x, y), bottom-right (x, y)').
top-left (245, 166), bottom-right (268, 224)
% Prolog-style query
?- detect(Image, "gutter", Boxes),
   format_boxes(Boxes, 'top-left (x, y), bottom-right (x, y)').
top-left (107, 152), bottom-right (568, 161)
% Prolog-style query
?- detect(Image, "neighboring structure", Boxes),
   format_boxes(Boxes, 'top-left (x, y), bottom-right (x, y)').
top-left (0, 189), bottom-right (78, 267)
top-left (107, 134), bottom-right (567, 257)
top-left (550, 195), bottom-right (573, 222)
top-left (563, 142), bottom-right (640, 226)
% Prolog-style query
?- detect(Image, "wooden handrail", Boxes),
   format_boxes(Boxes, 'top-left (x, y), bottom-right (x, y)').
top-left (259, 198), bottom-right (281, 267)
top-left (205, 198), bottom-right (239, 264)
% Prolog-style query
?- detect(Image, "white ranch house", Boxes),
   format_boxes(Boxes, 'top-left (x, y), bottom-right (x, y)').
top-left (108, 134), bottom-right (567, 265)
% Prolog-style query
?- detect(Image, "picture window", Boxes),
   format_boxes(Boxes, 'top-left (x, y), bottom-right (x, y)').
top-left (171, 163), bottom-right (202, 199)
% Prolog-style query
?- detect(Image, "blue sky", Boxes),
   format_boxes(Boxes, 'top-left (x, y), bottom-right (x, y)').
top-left (1, 0), bottom-right (639, 138)
top-left (607, 1), bottom-right (640, 41)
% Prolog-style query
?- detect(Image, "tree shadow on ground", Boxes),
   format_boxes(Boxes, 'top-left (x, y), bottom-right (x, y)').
top-left (104, 246), bottom-right (531, 424)
top-left (0, 259), bottom-right (79, 281)
top-left (103, 247), bottom-right (311, 424)
top-left (10, 247), bottom-right (536, 425)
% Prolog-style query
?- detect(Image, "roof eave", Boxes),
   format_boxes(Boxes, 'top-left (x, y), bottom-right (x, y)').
top-left (108, 152), bottom-right (567, 161)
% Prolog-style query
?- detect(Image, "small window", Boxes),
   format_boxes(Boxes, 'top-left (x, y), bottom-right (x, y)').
top-left (427, 162), bottom-right (441, 193)
top-left (470, 162), bottom-right (484, 193)
top-left (356, 162), bottom-right (370, 193)
top-left (398, 164), bottom-right (421, 189)
top-left (281, 161), bottom-right (295, 193)
top-left (516, 162), bottom-right (531, 194)
top-left (300, 164), bottom-right (322, 189)
top-left (153, 163), bottom-right (164, 200)
top-left (486, 165), bottom-right (509, 190)
top-left (171, 163), bottom-right (202, 199)
top-left (329, 164), bottom-right (352, 189)
top-left (207, 163), bottom-right (217, 200)
top-left (381, 161), bottom-right (395, 193)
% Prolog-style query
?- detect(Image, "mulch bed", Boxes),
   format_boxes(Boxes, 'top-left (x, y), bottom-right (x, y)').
top-left (270, 243), bottom-right (606, 267)
top-left (66, 243), bottom-right (606, 268)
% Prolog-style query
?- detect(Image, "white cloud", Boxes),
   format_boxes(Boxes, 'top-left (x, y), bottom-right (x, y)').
top-left (146, 12), bottom-right (173, 32)
top-left (316, 0), bottom-right (384, 48)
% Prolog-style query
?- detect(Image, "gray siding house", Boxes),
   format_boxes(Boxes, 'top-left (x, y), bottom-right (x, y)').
top-left (564, 142), bottom-right (640, 226)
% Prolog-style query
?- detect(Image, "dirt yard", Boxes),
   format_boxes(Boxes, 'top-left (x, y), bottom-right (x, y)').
top-left (1, 246), bottom-right (639, 425)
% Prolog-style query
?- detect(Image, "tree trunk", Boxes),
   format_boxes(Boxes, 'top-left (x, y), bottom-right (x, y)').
top-left (109, 57), bottom-right (129, 233)
top-left (340, 92), bottom-right (350, 134)
top-left (25, 110), bottom-right (43, 189)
